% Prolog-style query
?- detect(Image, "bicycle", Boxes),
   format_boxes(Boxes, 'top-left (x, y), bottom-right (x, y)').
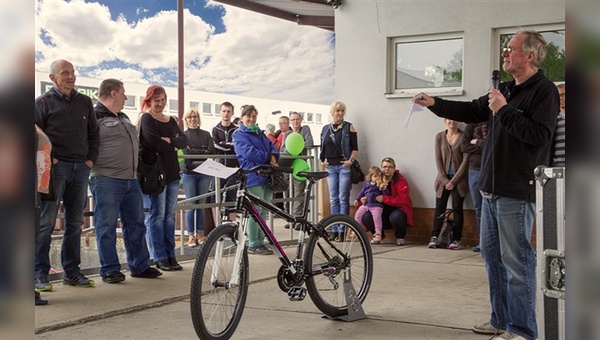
top-left (190, 164), bottom-right (373, 340)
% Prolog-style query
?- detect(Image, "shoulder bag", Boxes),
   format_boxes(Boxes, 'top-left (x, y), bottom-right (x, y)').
top-left (328, 124), bottom-right (364, 184)
top-left (137, 115), bottom-right (166, 195)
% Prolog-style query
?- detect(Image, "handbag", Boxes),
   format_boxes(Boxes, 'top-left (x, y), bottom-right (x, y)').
top-left (350, 159), bottom-right (365, 185)
top-left (328, 125), bottom-right (364, 184)
top-left (137, 116), bottom-right (166, 195)
top-left (436, 210), bottom-right (455, 248)
top-left (137, 152), bottom-right (166, 195)
top-left (267, 172), bottom-right (289, 192)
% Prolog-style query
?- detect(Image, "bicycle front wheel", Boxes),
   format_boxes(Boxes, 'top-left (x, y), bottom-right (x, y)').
top-left (190, 224), bottom-right (249, 340)
top-left (304, 214), bottom-right (373, 317)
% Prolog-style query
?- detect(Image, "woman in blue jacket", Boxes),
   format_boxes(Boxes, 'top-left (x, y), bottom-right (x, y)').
top-left (232, 105), bottom-right (280, 255)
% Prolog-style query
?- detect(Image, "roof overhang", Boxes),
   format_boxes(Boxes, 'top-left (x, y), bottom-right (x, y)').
top-left (213, 0), bottom-right (337, 31)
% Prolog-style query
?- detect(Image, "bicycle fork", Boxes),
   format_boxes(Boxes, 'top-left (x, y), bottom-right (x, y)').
top-left (210, 220), bottom-right (248, 289)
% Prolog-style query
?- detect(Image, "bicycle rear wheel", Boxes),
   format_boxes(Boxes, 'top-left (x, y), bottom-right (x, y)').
top-left (190, 224), bottom-right (249, 340)
top-left (304, 214), bottom-right (373, 317)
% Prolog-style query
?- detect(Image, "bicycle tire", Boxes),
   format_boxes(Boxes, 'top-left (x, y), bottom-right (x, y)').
top-left (190, 224), bottom-right (249, 340)
top-left (304, 214), bottom-right (373, 317)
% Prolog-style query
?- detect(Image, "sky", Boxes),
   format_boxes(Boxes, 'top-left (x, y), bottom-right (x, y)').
top-left (34, 0), bottom-right (336, 104)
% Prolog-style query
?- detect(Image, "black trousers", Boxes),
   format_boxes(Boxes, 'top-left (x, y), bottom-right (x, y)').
top-left (431, 188), bottom-right (464, 241)
top-left (362, 205), bottom-right (408, 239)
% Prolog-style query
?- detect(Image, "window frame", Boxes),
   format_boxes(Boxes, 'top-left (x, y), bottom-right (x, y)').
top-left (386, 32), bottom-right (465, 98)
top-left (124, 95), bottom-right (136, 109)
top-left (493, 24), bottom-right (565, 82)
top-left (202, 102), bottom-right (212, 116)
top-left (168, 99), bottom-right (178, 113)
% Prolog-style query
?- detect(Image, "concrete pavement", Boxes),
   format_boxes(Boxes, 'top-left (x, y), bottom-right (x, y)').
top-left (35, 224), bottom-right (492, 339)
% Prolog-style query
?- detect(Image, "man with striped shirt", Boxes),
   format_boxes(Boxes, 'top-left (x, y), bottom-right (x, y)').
top-left (551, 83), bottom-right (565, 166)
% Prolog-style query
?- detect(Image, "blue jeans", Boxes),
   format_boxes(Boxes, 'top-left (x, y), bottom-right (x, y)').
top-left (90, 176), bottom-right (151, 276)
top-left (35, 161), bottom-right (91, 278)
top-left (326, 164), bottom-right (351, 233)
top-left (182, 173), bottom-right (212, 236)
top-left (468, 170), bottom-right (482, 243)
top-left (481, 196), bottom-right (537, 340)
top-left (143, 179), bottom-right (180, 262)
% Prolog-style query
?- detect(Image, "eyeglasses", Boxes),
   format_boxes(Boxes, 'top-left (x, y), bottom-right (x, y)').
top-left (502, 47), bottom-right (516, 54)
top-left (187, 116), bottom-right (199, 119)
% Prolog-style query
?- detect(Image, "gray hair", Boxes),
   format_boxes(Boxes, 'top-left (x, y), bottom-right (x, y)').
top-left (516, 29), bottom-right (548, 68)
top-left (265, 123), bottom-right (276, 134)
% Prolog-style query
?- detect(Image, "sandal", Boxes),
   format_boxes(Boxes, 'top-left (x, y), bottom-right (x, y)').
top-left (371, 233), bottom-right (382, 244)
top-left (186, 235), bottom-right (197, 247)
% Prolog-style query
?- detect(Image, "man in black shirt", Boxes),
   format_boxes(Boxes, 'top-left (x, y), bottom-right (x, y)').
top-left (414, 30), bottom-right (558, 340)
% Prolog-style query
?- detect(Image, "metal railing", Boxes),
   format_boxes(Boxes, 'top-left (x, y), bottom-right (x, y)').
top-left (50, 146), bottom-right (324, 264)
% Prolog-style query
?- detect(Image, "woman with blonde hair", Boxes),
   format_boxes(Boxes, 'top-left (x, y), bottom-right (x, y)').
top-left (181, 107), bottom-right (214, 247)
top-left (319, 101), bottom-right (358, 241)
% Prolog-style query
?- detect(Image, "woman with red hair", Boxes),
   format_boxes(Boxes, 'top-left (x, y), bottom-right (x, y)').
top-left (138, 85), bottom-right (187, 271)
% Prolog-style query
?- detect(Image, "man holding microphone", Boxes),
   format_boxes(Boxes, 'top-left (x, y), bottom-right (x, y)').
top-left (414, 29), bottom-right (558, 340)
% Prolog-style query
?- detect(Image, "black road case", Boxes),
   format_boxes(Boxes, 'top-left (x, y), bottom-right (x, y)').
top-left (535, 166), bottom-right (565, 340)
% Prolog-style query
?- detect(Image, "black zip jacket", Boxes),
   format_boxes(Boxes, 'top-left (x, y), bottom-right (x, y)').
top-left (429, 70), bottom-right (558, 202)
top-left (35, 88), bottom-right (99, 163)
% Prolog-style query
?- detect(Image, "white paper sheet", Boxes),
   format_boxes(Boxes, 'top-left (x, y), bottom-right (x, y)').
top-left (405, 101), bottom-right (425, 129)
top-left (193, 159), bottom-right (238, 179)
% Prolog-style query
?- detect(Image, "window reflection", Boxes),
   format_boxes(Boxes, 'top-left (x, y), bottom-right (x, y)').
top-left (395, 38), bottom-right (463, 90)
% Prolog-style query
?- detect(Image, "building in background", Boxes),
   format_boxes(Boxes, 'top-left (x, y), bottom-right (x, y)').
top-left (35, 72), bottom-right (329, 139)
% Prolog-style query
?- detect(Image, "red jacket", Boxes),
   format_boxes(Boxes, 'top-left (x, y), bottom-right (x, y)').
top-left (382, 170), bottom-right (414, 227)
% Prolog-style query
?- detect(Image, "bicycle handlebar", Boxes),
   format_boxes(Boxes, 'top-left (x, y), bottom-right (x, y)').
top-left (240, 164), bottom-right (293, 176)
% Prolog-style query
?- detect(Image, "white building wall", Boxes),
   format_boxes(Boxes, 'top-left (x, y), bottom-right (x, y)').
top-left (334, 0), bottom-right (565, 208)
top-left (35, 72), bottom-right (329, 140)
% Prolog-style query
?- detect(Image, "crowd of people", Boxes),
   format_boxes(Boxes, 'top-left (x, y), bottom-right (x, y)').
top-left (34, 28), bottom-right (565, 340)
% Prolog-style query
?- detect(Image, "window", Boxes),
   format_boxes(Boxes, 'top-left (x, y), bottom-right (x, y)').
top-left (316, 113), bottom-right (322, 124)
top-left (190, 101), bottom-right (200, 110)
top-left (387, 33), bottom-right (464, 97)
top-left (496, 26), bottom-right (565, 83)
top-left (169, 99), bottom-right (178, 113)
top-left (124, 95), bottom-right (136, 108)
top-left (306, 112), bottom-right (314, 123)
top-left (214, 103), bottom-right (220, 114)
top-left (202, 102), bottom-right (212, 116)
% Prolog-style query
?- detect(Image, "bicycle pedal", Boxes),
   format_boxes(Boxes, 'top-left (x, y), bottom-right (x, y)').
top-left (287, 286), bottom-right (306, 301)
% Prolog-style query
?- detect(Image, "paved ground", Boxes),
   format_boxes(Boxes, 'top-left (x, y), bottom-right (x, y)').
top-left (35, 223), bottom-right (492, 339)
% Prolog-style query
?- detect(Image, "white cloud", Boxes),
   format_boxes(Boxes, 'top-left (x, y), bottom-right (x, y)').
top-left (35, 0), bottom-right (335, 104)
top-left (136, 7), bottom-right (149, 16)
top-left (86, 68), bottom-right (147, 85)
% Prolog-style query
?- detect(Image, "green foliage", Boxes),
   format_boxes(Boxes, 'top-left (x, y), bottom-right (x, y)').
top-left (541, 42), bottom-right (565, 81)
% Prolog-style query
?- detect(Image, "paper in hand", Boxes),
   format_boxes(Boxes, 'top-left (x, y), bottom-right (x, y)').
top-left (405, 101), bottom-right (425, 129)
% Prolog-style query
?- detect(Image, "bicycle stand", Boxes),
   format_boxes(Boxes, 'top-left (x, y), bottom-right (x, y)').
top-left (323, 268), bottom-right (367, 322)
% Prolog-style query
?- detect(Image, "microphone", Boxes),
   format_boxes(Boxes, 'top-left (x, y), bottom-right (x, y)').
top-left (492, 70), bottom-right (501, 90)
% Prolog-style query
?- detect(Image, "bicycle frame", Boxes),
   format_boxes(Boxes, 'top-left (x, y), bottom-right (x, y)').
top-left (220, 167), bottom-right (339, 287)
top-left (235, 177), bottom-right (318, 271)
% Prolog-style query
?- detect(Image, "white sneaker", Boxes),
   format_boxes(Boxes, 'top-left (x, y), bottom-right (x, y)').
top-left (472, 321), bottom-right (505, 335)
top-left (396, 238), bottom-right (405, 246)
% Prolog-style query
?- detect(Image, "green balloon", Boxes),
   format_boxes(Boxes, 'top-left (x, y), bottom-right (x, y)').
top-left (292, 158), bottom-right (311, 181)
top-left (177, 148), bottom-right (184, 163)
top-left (285, 132), bottom-right (305, 156)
